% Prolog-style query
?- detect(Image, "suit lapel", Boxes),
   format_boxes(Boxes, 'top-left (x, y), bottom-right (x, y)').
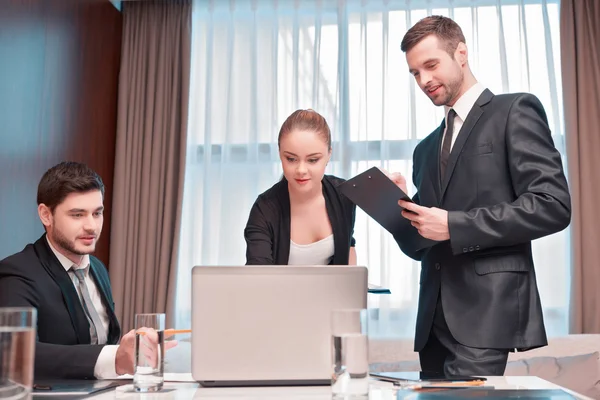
top-left (440, 89), bottom-right (494, 200)
top-left (89, 259), bottom-right (120, 344)
top-left (89, 260), bottom-right (112, 306)
top-left (33, 236), bottom-right (91, 344)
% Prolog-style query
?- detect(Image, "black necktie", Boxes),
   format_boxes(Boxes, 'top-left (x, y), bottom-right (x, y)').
top-left (440, 109), bottom-right (457, 180)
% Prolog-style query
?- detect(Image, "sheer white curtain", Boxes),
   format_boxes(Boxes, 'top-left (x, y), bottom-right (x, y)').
top-left (176, 0), bottom-right (568, 338)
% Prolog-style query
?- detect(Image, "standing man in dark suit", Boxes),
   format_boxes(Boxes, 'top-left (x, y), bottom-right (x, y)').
top-left (0, 162), bottom-right (175, 379)
top-left (390, 16), bottom-right (571, 376)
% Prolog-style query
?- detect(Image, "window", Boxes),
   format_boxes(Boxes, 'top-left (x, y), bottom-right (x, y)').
top-left (177, 0), bottom-right (567, 338)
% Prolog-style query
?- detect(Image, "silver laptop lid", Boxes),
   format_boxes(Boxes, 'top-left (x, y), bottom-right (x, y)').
top-left (191, 266), bottom-right (367, 384)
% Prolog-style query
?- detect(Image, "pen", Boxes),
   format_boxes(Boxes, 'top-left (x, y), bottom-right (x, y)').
top-left (407, 386), bottom-right (495, 392)
top-left (393, 380), bottom-right (486, 386)
top-left (414, 385), bottom-right (495, 391)
top-left (408, 381), bottom-right (488, 389)
top-left (137, 329), bottom-right (191, 336)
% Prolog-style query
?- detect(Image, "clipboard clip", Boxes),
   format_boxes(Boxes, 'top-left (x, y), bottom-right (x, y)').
top-left (352, 175), bottom-right (372, 188)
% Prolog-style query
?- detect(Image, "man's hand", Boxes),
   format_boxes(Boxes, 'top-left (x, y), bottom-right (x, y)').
top-left (115, 328), bottom-right (179, 375)
top-left (398, 200), bottom-right (450, 241)
top-left (380, 168), bottom-right (409, 194)
top-left (115, 329), bottom-right (136, 375)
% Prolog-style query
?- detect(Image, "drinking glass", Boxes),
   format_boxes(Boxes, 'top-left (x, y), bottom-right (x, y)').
top-left (0, 307), bottom-right (36, 400)
top-left (331, 309), bottom-right (369, 399)
top-left (134, 313), bottom-right (165, 392)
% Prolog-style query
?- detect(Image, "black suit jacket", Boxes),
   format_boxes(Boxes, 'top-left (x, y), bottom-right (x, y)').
top-left (244, 175), bottom-right (356, 265)
top-left (0, 235), bottom-right (121, 379)
top-left (395, 90), bottom-right (571, 352)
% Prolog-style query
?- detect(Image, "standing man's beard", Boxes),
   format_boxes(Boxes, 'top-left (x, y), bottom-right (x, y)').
top-left (440, 69), bottom-right (465, 106)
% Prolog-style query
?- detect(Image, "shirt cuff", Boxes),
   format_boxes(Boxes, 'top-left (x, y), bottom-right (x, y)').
top-left (94, 345), bottom-right (119, 379)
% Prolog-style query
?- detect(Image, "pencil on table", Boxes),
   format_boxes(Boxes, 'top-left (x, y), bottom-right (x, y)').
top-left (165, 329), bottom-right (192, 335)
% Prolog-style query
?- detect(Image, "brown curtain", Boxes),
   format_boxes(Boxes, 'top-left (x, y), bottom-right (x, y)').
top-left (561, 0), bottom-right (600, 333)
top-left (109, 0), bottom-right (191, 333)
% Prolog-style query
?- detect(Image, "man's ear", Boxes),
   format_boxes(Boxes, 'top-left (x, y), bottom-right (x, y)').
top-left (38, 204), bottom-right (53, 229)
top-left (455, 42), bottom-right (468, 66)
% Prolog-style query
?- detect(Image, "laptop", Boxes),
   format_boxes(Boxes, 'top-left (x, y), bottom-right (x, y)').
top-left (191, 265), bottom-right (368, 387)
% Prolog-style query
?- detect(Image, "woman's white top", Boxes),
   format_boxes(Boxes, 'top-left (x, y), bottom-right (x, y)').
top-left (288, 234), bottom-right (334, 265)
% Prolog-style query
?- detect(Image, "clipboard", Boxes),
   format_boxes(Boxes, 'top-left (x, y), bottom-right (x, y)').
top-left (340, 167), bottom-right (414, 235)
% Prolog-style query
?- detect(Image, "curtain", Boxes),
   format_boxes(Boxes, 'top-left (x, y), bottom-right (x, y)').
top-left (177, 0), bottom-right (567, 338)
top-left (560, 0), bottom-right (600, 334)
top-left (109, 0), bottom-right (192, 332)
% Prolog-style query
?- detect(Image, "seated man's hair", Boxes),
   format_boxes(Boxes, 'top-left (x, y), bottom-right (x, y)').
top-left (37, 161), bottom-right (104, 212)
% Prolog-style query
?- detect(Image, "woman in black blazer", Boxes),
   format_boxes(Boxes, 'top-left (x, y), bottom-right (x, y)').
top-left (244, 109), bottom-right (356, 265)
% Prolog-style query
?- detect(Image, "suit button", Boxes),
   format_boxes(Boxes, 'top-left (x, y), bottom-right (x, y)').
top-left (435, 263), bottom-right (441, 270)
top-left (469, 246), bottom-right (474, 251)
top-left (475, 245), bottom-right (480, 250)
top-left (463, 247), bottom-right (468, 253)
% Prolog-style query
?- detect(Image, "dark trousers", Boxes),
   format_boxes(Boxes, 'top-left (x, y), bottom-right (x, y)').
top-left (419, 293), bottom-right (509, 376)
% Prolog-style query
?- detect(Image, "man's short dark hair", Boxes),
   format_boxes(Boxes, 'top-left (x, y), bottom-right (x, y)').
top-left (37, 161), bottom-right (105, 212)
top-left (401, 15), bottom-right (466, 56)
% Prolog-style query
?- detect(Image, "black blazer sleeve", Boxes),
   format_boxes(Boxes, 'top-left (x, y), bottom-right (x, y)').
top-left (393, 147), bottom-right (440, 261)
top-left (0, 267), bottom-right (104, 379)
top-left (244, 197), bottom-right (276, 265)
top-left (447, 93), bottom-right (571, 255)
top-left (393, 191), bottom-right (429, 261)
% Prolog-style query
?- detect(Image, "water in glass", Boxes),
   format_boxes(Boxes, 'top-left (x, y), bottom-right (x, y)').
top-left (332, 332), bottom-right (369, 399)
top-left (0, 326), bottom-right (35, 400)
top-left (133, 330), bottom-right (165, 392)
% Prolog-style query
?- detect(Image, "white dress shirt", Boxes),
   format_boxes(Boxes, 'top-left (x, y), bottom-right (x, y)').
top-left (46, 238), bottom-right (120, 379)
top-left (442, 82), bottom-right (486, 152)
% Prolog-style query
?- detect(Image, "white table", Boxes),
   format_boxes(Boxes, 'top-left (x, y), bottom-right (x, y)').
top-left (87, 375), bottom-right (592, 399)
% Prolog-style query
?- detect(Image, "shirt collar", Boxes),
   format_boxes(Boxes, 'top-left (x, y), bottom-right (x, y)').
top-left (444, 82), bottom-right (486, 122)
top-left (46, 236), bottom-right (90, 273)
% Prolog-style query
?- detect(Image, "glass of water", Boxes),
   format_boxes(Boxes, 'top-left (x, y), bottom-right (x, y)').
top-left (134, 313), bottom-right (165, 392)
top-left (331, 309), bottom-right (369, 399)
top-left (0, 307), bottom-right (36, 400)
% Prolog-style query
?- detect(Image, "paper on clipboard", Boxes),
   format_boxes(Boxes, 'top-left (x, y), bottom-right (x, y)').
top-left (339, 167), bottom-right (414, 236)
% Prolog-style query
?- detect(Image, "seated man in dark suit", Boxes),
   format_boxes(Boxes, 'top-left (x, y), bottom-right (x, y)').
top-left (0, 161), bottom-right (175, 379)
